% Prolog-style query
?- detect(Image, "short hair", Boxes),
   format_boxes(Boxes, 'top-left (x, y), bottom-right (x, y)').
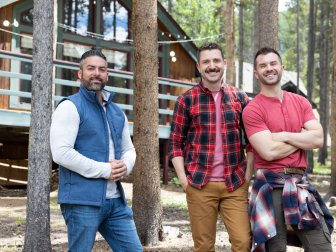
top-left (254, 47), bottom-right (282, 69)
top-left (79, 49), bottom-right (107, 69)
top-left (197, 42), bottom-right (225, 63)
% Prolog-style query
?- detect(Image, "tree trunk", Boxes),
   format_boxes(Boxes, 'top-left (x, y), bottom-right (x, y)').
top-left (217, 2), bottom-right (226, 48)
top-left (23, 0), bottom-right (54, 251)
top-left (257, 0), bottom-right (279, 50)
top-left (306, 0), bottom-right (316, 174)
top-left (307, 0), bottom-right (316, 101)
top-left (132, 0), bottom-right (163, 246)
top-left (252, 0), bottom-right (260, 93)
top-left (238, 0), bottom-right (244, 89)
top-left (167, 0), bottom-right (172, 12)
top-left (325, 0), bottom-right (336, 200)
top-left (318, 1), bottom-right (331, 165)
top-left (225, 0), bottom-right (235, 85)
top-left (296, 0), bottom-right (300, 93)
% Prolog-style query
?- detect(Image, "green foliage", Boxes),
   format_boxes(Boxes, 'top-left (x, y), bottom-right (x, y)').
top-left (279, 1), bottom-right (309, 83)
top-left (234, 0), bottom-right (257, 63)
top-left (313, 162), bottom-right (331, 175)
top-left (160, 0), bottom-right (223, 47)
top-left (15, 216), bottom-right (26, 224)
top-left (170, 176), bottom-right (181, 187)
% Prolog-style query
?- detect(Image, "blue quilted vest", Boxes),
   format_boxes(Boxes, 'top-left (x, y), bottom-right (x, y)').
top-left (57, 85), bottom-right (126, 206)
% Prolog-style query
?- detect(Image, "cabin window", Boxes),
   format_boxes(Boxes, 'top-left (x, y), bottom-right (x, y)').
top-left (61, 42), bottom-right (93, 97)
top-left (102, 48), bottom-right (129, 106)
top-left (102, 0), bottom-right (129, 41)
top-left (19, 36), bottom-right (32, 104)
top-left (63, 0), bottom-right (95, 35)
top-left (21, 8), bottom-right (33, 25)
top-left (61, 42), bottom-right (130, 105)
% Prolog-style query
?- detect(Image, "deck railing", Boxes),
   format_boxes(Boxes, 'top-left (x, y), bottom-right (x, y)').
top-left (0, 49), bottom-right (196, 139)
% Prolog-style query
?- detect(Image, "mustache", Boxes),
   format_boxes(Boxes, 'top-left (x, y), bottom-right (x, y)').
top-left (90, 77), bottom-right (103, 82)
top-left (205, 68), bottom-right (220, 73)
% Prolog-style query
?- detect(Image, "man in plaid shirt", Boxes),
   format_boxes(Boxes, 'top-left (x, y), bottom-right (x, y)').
top-left (169, 42), bottom-right (254, 252)
top-left (242, 47), bottom-right (333, 251)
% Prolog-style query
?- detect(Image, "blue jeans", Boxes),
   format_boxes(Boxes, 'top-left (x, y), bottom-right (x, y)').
top-left (61, 197), bottom-right (143, 252)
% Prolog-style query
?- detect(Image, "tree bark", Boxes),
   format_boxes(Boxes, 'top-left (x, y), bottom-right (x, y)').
top-left (217, 2), bottom-right (226, 47)
top-left (306, 0), bottom-right (316, 174)
top-left (296, 0), bottom-right (300, 93)
top-left (318, 1), bottom-right (331, 165)
top-left (257, 0), bottom-right (279, 50)
top-left (132, 0), bottom-right (163, 246)
top-left (306, 0), bottom-right (316, 101)
top-left (238, 0), bottom-right (244, 89)
top-left (225, 0), bottom-right (236, 85)
top-left (325, 0), bottom-right (336, 200)
top-left (23, 0), bottom-right (54, 251)
top-left (252, 0), bottom-right (260, 93)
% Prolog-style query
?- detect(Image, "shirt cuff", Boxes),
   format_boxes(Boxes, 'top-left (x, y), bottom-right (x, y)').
top-left (101, 163), bottom-right (112, 179)
top-left (169, 150), bottom-right (184, 160)
top-left (246, 144), bottom-right (253, 153)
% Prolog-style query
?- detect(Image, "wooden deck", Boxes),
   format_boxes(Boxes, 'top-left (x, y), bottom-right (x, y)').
top-left (0, 49), bottom-right (196, 186)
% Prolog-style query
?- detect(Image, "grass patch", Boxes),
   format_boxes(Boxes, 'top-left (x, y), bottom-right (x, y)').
top-left (50, 199), bottom-right (59, 210)
top-left (170, 177), bottom-right (181, 188)
top-left (0, 240), bottom-right (23, 251)
top-left (313, 160), bottom-right (331, 175)
top-left (161, 197), bottom-right (187, 210)
top-left (15, 217), bottom-right (26, 224)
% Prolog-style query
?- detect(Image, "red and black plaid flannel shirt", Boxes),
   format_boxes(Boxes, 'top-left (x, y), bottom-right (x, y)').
top-left (169, 82), bottom-right (250, 191)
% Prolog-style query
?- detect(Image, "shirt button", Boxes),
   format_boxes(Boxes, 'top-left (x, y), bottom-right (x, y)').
top-left (267, 234), bottom-right (271, 237)
top-left (255, 243), bottom-right (258, 246)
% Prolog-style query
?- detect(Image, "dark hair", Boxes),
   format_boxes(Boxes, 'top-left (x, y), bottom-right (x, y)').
top-left (254, 47), bottom-right (282, 69)
top-left (79, 49), bottom-right (107, 69)
top-left (197, 42), bottom-right (224, 63)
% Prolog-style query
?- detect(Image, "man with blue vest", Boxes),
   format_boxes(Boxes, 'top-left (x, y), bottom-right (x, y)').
top-left (50, 49), bottom-right (142, 252)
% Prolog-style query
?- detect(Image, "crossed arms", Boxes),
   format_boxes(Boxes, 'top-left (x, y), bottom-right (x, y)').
top-left (248, 119), bottom-right (323, 161)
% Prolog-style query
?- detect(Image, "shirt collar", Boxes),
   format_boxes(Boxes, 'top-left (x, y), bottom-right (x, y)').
top-left (199, 80), bottom-right (226, 94)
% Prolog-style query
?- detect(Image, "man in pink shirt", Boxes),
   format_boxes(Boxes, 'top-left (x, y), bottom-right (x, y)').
top-left (169, 42), bottom-right (253, 252)
top-left (242, 47), bottom-right (333, 251)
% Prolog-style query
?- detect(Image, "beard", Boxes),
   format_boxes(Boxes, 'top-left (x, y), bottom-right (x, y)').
top-left (259, 72), bottom-right (282, 86)
top-left (81, 78), bottom-right (106, 91)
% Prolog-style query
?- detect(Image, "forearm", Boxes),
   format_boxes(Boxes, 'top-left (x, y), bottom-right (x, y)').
top-left (171, 156), bottom-right (188, 189)
top-left (120, 147), bottom-right (136, 176)
top-left (249, 131), bottom-right (298, 161)
top-left (245, 151), bottom-right (254, 181)
top-left (280, 130), bottom-right (323, 150)
top-left (119, 115), bottom-right (136, 175)
top-left (51, 145), bottom-right (111, 178)
top-left (267, 141), bottom-right (299, 160)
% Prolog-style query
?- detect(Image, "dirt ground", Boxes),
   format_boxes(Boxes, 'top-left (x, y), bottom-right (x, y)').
top-left (1, 175), bottom-right (336, 252)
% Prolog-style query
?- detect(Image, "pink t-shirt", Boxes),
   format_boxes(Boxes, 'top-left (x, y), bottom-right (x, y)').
top-left (209, 91), bottom-right (225, 181)
top-left (242, 91), bottom-right (316, 171)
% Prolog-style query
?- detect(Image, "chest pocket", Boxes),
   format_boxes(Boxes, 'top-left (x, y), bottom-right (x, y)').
top-left (189, 94), bottom-right (212, 126)
top-left (223, 93), bottom-right (242, 128)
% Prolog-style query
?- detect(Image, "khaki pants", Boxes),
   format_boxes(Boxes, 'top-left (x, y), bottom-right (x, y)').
top-left (186, 182), bottom-right (251, 252)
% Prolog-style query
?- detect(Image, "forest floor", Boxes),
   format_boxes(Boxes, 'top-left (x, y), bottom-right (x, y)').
top-left (0, 174), bottom-right (336, 251)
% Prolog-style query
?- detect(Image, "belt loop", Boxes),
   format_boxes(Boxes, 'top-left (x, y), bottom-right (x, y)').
top-left (284, 168), bottom-right (287, 174)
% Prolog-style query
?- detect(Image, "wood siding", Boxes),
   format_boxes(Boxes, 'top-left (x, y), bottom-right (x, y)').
top-left (0, 5), bottom-right (12, 110)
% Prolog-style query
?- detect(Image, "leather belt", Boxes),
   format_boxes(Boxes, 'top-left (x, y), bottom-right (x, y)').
top-left (283, 167), bottom-right (305, 175)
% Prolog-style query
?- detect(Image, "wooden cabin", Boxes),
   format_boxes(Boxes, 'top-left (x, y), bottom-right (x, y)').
top-left (0, 0), bottom-right (199, 186)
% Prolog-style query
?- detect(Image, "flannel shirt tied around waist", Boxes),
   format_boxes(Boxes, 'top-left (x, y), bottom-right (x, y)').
top-left (249, 169), bottom-right (334, 252)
